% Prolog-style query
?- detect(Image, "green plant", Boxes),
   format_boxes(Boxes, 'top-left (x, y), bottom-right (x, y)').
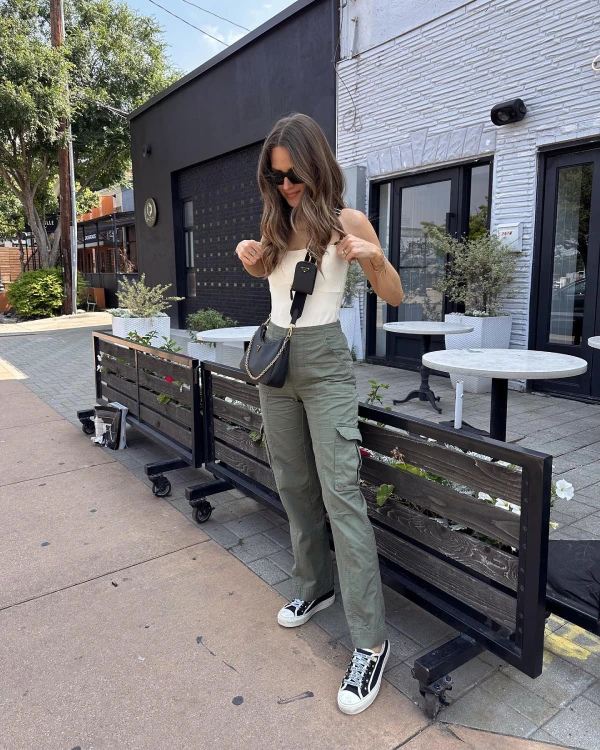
top-left (158, 336), bottom-right (182, 353)
top-left (126, 330), bottom-right (156, 346)
top-left (115, 274), bottom-right (183, 318)
top-left (429, 228), bottom-right (517, 317)
top-left (376, 484), bottom-right (394, 506)
top-left (365, 379), bottom-right (389, 406)
top-left (7, 268), bottom-right (87, 320)
top-left (343, 261), bottom-right (366, 307)
top-left (187, 309), bottom-right (237, 343)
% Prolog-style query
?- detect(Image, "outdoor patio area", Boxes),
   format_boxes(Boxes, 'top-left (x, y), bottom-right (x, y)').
top-left (1, 323), bottom-right (599, 748)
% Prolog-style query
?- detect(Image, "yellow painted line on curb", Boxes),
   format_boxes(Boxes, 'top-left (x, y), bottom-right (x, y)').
top-left (0, 357), bottom-right (27, 380)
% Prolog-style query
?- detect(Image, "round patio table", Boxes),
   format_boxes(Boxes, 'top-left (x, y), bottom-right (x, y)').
top-left (422, 348), bottom-right (587, 441)
top-left (588, 336), bottom-right (600, 350)
top-left (194, 326), bottom-right (258, 365)
top-left (383, 321), bottom-right (474, 413)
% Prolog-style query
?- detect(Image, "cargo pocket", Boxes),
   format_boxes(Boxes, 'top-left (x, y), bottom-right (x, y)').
top-left (334, 424), bottom-right (363, 491)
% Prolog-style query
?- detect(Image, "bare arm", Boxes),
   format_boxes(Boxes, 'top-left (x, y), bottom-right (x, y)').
top-left (235, 239), bottom-right (266, 278)
top-left (335, 209), bottom-right (404, 307)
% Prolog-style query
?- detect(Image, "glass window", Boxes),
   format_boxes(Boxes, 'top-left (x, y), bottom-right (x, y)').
top-left (183, 200), bottom-right (194, 269)
top-left (397, 180), bottom-right (451, 323)
top-left (375, 183), bottom-right (392, 357)
top-left (549, 163), bottom-right (593, 346)
top-left (469, 164), bottom-right (490, 238)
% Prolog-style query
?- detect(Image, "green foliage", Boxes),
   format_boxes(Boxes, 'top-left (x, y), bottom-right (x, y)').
top-left (0, 0), bottom-right (180, 267)
top-left (7, 267), bottom-right (88, 319)
top-left (116, 273), bottom-right (183, 318)
top-left (376, 484), bottom-right (394, 506)
top-left (158, 336), bottom-right (182, 353)
top-left (125, 330), bottom-right (156, 347)
top-left (0, 182), bottom-right (25, 240)
top-left (343, 261), bottom-right (366, 307)
top-left (365, 379), bottom-right (389, 406)
top-left (187, 309), bottom-right (238, 342)
top-left (429, 228), bottom-right (517, 317)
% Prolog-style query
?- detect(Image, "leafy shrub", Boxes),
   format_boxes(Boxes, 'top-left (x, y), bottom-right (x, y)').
top-left (113, 273), bottom-right (183, 318)
top-left (430, 228), bottom-right (517, 317)
top-left (187, 309), bottom-right (237, 342)
top-left (7, 269), bottom-right (87, 320)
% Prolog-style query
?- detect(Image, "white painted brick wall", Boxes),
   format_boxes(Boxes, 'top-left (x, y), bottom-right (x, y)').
top-left (337, 0), bottom-right (600, 352)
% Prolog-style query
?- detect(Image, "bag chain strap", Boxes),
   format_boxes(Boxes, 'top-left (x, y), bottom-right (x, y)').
top-left (243, 316), bottom-right (295, 381)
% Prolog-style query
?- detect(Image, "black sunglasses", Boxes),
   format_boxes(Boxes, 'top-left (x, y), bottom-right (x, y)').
top-left (267, 169), bottom-right (304, 186)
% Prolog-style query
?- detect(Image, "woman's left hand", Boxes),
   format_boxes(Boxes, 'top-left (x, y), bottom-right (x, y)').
top-left (335, 234), bottom-right (383, 264)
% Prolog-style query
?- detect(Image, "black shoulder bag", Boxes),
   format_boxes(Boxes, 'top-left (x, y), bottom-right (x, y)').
top-left (241, 252), bottom-right (317, 387)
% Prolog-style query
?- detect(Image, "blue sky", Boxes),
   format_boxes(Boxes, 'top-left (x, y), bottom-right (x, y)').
top-left (126, 0), bottom-right (298, 74)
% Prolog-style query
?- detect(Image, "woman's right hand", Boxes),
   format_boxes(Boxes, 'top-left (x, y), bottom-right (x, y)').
top-left (235, 239), bottom-right (264, 266)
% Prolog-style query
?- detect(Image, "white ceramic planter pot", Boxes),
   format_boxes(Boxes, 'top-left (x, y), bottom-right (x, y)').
top-left (444, 314), bottom-right (513, 394)
top-left (339, 307), bottom-right (355, 351)
top-left (111, 315), bottom-right (170, 348)
top-left (187, 340), bottom-right (217, 363)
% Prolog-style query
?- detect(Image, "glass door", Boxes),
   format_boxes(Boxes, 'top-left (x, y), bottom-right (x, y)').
top-left (534, 149), bottom-right (600, 397)
top-left (368, 163), bottom-right (492, 368)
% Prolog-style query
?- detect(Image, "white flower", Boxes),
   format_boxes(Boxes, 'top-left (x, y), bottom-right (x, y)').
top-left (494, 498), bottom-right (510, 510)
top-left (555, 480), bottom-right (574, 501)
top-left (550, 522), bottom-right (559, 530)
top-left (479, 492), bottom-right (493, 502)
top-left (96, 365), bottom-right (102, 372)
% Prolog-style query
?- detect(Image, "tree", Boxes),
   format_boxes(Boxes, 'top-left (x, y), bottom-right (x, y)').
top-left (0, 0), bottom-right (179, 268)
top-left (0, 181), bottom-right (26, 241)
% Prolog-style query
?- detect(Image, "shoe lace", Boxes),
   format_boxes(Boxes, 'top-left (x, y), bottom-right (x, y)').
top-left (290, 598), bottom-right (305, 608)
top-left (343, 650), bottom-right (372, 689)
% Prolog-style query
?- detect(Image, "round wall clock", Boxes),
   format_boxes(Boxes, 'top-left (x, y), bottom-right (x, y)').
top-left (144, 198), bottom-right (157, 227)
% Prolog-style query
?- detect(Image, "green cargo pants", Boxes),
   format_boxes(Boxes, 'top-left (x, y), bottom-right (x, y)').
top-left (259, 320), bottom-right (387, 649)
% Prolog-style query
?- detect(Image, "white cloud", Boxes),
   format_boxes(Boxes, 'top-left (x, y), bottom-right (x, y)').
top-left (202, 24), bottom-right (246, 50)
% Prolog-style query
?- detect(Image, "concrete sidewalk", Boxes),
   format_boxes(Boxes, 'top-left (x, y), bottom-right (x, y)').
top-left (0, 379), bottom-right (574, 749)
top-left (0, 310), bottom-right (112, 334)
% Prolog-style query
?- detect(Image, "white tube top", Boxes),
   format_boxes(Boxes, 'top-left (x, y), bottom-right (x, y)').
top-left (268, 245), bottom-right (349, 327)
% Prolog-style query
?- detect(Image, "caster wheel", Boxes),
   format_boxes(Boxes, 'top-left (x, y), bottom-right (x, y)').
top-left (151, 476), bottom-right (172, 498)
top-left (193, 500), bottom-right (213, 524)
top-left (81, 419), bottom-right (95, 436)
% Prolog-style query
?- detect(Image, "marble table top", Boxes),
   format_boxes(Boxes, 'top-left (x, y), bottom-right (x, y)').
top-left (422, 348), bottom-right (588, 379)
top-left (588, 336), bottom-right (600, 350)
top-left (194, 326), bottom-right (258, 343)
top-left (383, 321), bottom-right (474, 335)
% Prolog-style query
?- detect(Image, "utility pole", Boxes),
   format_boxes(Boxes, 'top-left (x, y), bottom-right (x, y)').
top-left (50, 0), bottom-right (75, 315)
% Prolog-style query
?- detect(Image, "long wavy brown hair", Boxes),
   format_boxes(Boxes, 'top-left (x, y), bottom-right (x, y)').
top-left (257, 113), bottom-right (346, 276)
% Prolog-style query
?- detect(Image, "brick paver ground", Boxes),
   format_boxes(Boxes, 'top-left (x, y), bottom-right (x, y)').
top-left (1, 323), bottom-right (599, 747)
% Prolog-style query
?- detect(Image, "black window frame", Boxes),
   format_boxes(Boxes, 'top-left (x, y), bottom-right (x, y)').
top-left (366, 158), bottom-right (493, 366)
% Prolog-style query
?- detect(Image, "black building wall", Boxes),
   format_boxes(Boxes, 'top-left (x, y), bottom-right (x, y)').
top-left (129, 0), bottom-right (337, 328)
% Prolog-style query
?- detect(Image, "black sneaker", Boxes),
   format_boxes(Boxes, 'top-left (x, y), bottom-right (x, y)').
top-left (338, 639), bottom-right (390, 715)
top-left (277, 589), bottom-right (335, 628)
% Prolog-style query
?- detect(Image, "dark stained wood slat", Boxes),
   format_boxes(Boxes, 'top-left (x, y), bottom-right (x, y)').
top-left (98, 339), bottom-right (134, 364)
top-left (213, 397), bottom-right (263, 432)
top-left (139, 404), bottom-right (191, 448)
top-left (215, 442), bottom-right (277, 492)
top-left (138, 369), bottom-right (192, 406)
top-left (103, 384), bottom-right (137, 415)
top-left (102, 358), bottom-right (137, 383)
top-left (363, 489), bottom-right (518, 591)
top-left (103, 372), bottom-right (137, 401)
top-left (360, 456), bottom-right (520, 548)
top-left (212, 375), bottom-right (261, 408)
top-left (373, 524), bottom-right (517, 630)
top-left (360, 421), bottom-right (522, 505)
top-left (139, 388), bottom-right (192, 428)
top-left (214, 420), bottom-right (268, 463)
top-left (137, 351), bottom-right (192, 382)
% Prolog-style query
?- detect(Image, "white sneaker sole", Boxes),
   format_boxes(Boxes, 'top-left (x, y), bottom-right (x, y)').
top-left (338, 646), bottom-right (390, 716)
top-left (277, 594), bottom-right (336, 628)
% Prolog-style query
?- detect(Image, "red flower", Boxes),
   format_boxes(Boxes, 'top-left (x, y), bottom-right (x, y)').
top-left (360, 448), bottom-right (373, 457)
top-left (165, 375), bottom-right (174, 383)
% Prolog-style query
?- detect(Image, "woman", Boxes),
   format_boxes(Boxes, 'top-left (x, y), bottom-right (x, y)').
top-left (235, 113), bottom-right (403, 715)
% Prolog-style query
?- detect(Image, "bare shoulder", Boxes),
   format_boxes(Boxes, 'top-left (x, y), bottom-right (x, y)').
top-left (339, 207), bottom-right (369, 231)
top-left (338, 207), bottom-right (378, 242)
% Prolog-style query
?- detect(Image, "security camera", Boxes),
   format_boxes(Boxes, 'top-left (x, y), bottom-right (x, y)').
top-left (490, 99), bottom-right (527, 126)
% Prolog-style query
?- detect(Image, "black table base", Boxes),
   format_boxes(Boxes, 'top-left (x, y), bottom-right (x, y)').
top-left (393, 335), bottom-right (442, 414)
top-left (441, 377), bottom-right (508, 442)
